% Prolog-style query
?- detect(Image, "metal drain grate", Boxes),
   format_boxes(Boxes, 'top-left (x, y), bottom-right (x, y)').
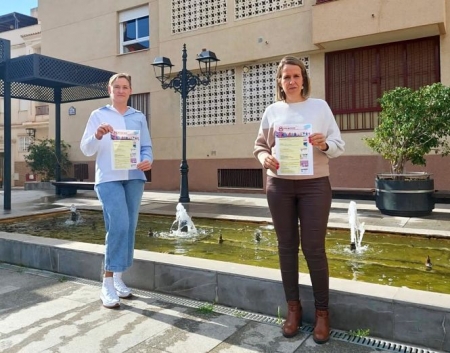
top-left (1, 264), bottom-right (443, 353)
top-left (132, 288), bottom-right (283, 326)
top-left (300, 325), bottom-right (440, 353)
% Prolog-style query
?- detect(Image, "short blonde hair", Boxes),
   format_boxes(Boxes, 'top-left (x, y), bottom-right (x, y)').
top-left (109, 73), bottom-right (132, 88)
top-left (275, 56), bottom-right (310, 101)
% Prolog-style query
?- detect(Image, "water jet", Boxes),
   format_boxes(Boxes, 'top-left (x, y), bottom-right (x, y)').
top-left (0, 207), bottom-right (448, 295)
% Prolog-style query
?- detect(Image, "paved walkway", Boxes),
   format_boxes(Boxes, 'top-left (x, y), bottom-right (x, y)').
top-left (0, 188), bottom-right (448, 353)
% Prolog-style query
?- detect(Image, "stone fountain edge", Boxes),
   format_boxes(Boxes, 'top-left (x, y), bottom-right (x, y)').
top-left (0, 231), bottom-right (448, 352)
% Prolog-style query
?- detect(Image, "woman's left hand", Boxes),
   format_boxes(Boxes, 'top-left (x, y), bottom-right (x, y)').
top-left (137, 160), bottom-right (152, 171)
top-left (309, 133), bottom-right (328, 151)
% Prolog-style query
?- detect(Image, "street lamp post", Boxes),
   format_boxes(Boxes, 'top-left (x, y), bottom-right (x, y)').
top-left (152, 44), bottom-right (219, 203)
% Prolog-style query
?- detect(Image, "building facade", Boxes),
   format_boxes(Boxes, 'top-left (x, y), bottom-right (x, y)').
top-left (0, 10), bottom-right (45, 186)
top-left (36, 0), bottom-right (450, 192)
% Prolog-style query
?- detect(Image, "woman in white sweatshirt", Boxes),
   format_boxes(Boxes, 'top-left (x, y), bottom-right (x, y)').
top-left (253, 56), bottom-right (345, 343)
top-left (80, 73), bottom-right (153, 309)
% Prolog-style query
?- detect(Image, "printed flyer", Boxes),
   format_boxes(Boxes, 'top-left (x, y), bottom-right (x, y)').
top-left (110, 129), bottom-right (140, 170)
top-left (274, 123), bottom-right (313, 175)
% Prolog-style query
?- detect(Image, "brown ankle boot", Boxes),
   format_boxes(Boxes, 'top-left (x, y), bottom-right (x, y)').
top-left (313, 309), bottom-right (330, 344)
top-left (282, 300), bottom-right (302, 338)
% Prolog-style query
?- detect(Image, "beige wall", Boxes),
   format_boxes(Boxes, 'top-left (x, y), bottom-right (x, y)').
top-left (36, 0), bottom-right (450, 191)
top-left (312, 0), bottom-right (446, 50)
top-left (157, 3), bottom-right (317, 67)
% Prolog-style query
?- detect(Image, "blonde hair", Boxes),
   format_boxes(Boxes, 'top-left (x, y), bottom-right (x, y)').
top-left (275, 56), bottom-right (310, 101)
top-left (109, 73), bottom-right (132, 88)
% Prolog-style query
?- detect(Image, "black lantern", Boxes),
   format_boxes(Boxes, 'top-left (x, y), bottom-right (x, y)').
top-left (152, 57), bottom-right (174, 84)
top-left (25, 128), bottom-right (36, 139)
top-left (196, 49), bottom-right (219, 78)
top-left (152, 44), bottom-right (219, 203)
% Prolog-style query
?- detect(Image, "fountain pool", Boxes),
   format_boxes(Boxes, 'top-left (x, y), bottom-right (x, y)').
top-left (0, 209), bottom-right (449, 295)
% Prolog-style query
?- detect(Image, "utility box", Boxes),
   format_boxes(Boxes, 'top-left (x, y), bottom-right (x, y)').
top-left (74, 163), bottom-right (89, 181)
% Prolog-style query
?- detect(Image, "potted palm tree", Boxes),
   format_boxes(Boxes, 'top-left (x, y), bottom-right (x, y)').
top-left (364, 83), bottom-right (450, 216)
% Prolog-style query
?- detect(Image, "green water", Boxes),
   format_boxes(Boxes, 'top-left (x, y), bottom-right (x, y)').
top-left (1, 210), bottom-right (449, 295)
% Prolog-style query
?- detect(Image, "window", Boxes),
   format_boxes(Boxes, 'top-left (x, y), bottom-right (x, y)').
top-left (19, 99), bottom-right (30, 111)
top-left (119, 6), bottom-right (149, 54)
top-left (325, 36), bottom-right (440, 131)
top-left (129, 93), bottom-right (150, 125)
top-left (35, 105), bottom-right (49, 115)
top-left (18, 136), bottom-right (32, 152)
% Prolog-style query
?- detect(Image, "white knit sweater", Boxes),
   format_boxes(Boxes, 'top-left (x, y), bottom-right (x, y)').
top-left (253, 98), bottom-right (345, 180)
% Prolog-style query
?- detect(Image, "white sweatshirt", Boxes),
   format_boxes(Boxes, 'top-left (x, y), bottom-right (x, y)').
top-left (80, 105), bottom-right (153, 185)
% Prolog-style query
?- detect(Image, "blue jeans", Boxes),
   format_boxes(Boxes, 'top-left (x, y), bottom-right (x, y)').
top-left (95, 179), bottom-right (145, 272)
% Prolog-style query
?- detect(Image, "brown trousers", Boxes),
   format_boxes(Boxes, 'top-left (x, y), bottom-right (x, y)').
top-left (266, 176), bottom-right (331, 310)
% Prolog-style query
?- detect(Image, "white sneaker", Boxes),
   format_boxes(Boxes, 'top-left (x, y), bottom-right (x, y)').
top-left (100, 277), bottom-right (120, 308)
top-left (113, 272), bottom-right (132, 298)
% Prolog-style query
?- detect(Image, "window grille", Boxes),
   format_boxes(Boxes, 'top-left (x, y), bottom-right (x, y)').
top-left (35, 105), bottom-right (49, 116)
top-left (119, 6), bottom-right (149, 54)
top-left (325, 36), bottom-right (440, 131)
top-left (129, 93), bottom-right (150, 125)
top-left (235, 0), bottom-right (304, 20)
top-left (336, 111), bottom-right (380, 131)
top-left (172, 0), bottom-right (227, 34)
top-left (73, 163), bottom-right (89, 181)
top-left (18, 136), bottom-right (32, 152)
top-left (218, 168), bottom-right (263, 189)
top-left (185, 69), bottom-right (236, 126)
top-left (243, 57), bottom-right (309, 124)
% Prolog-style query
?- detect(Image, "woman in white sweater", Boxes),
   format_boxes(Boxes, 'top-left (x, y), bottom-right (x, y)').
top-left (81, 73), bottom-right (153, 309)
top-left (253, 56), bottom-right (345, 343)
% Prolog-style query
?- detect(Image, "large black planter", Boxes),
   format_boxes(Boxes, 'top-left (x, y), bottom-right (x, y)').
top-left (375, 173), bottom-right (435, 217)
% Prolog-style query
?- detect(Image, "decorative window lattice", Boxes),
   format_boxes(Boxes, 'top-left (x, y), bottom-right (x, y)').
top-left (185, 69), bottom-right (236, 126)
top-left (235, 0), bottom-right (304, 20)
top-left (243, 57), bottom-right (309, 124)
top-left (172, 0), bottom-right (227, 34)
top-left (242, 62), bottom-right (278, 124)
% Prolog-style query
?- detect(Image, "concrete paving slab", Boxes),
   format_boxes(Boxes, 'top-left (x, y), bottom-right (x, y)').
top-left (1, 265), bottom-right (406, 353)
top-left (0, 188), bottom-right (449, 352)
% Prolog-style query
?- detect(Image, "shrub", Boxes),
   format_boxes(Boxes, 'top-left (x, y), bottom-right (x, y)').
top-left (25, 139), bottom-right (72, 181)
top-left (364, 83), bottom-right (450, 175)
